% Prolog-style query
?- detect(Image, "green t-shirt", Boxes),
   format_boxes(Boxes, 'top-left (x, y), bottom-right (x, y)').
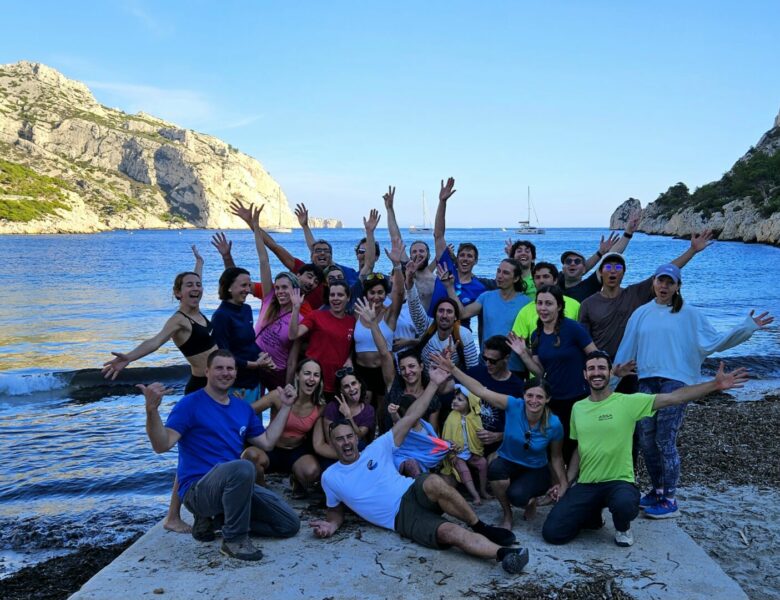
top-left (511, 295), bottom-right (581, 341)
top-left (571, 392), bottom-right (656, 484)
top-left (523, 275), bottom-right (536, 300)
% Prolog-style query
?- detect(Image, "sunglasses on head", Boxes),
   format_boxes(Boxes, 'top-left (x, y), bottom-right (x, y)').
top-left (335, 366), bottom-right (355, 378)
top-left (602, 263), bottom-right (624, 272)
top-left (565, 257), bottom-right (583, 265)
top-left (481, 354), bottom-right (503, 365)
top-left (366, 273), bottom-right (385, 281)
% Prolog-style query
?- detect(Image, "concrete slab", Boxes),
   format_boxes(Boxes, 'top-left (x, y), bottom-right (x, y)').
top-left (70, 493), bottom-right (746, 600)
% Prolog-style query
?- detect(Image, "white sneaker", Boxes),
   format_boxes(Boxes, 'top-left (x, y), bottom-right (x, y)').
top-left (614, 528), bottom-right (634, 547)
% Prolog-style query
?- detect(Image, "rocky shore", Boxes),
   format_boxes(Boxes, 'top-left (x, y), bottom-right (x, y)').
top-left (3, 394), bottom-right (778, 600)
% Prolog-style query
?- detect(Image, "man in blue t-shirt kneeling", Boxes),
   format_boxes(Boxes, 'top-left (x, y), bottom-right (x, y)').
top-left (139, 349), bottom-right (300, 561)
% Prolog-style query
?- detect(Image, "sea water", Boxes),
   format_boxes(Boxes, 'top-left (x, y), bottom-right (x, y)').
top-left (1, 228), bottom-right (778, 575)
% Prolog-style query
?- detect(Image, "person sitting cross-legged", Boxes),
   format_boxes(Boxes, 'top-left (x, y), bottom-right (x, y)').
top-left (140, 349), bottom-right (300, 562)
top-left (309, 362), bottom-right (530, 574)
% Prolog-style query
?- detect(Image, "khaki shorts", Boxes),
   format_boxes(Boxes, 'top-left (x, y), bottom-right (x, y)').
top-left (394, 474), bottom-right (449, 549)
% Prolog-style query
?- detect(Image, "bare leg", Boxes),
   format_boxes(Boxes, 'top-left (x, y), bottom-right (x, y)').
top-left (468, 455), bottom-right (490, 499)
top-left (454, 458), bottom-right (481, 504)
top-left (163, 476), bottom-right (192, 533)
top-left (399, 459), bottom-right (422, 478)
top-left (241, 447), bottom-right (269, 486)
top-left (491, 478), bottom-right (514, 530)
top-left (291, 454), bottom-right (321, 492)
top-left (436, 522), bottom-right (500, 559)
top-left (422, 474), bottom-right (479, 526)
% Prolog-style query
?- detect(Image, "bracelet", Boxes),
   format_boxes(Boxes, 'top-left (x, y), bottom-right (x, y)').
top-left (623, 232), bottom-right (633, 239)
top-left (392, 264), bottom-right (402, 271)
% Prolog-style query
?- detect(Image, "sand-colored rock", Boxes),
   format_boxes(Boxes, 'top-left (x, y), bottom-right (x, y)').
top-left (0, 61), bottom-right (340, 234)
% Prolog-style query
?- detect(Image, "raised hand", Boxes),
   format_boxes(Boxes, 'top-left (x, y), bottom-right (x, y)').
top-left (279, 384), bottom-right (297, 406)
top-left (439, 177), bottom-right (456, 203)
top-left (405, 256), bottom-right (421, 288)
top-left (229, 197), bottom-right (254, 228)
top-left (294, 203), bottom-right (309, 227)
top-left (446, 243), bottom-right (456, 259)
top-left (690, 229), bottom-right (714, 253)
top-left (428, 365), bottom-right (449, 385)
top-left (191, 244), bottom-right (203, 263)
top-left (309, 519), bottom-right (337, 539)
top-left (336, 394), bottom-right (352, 418)
top-left (136, 382), bottom-right (174, 412)
top-left (714, 362), bottom-right (749, 391)
top-left (626, 211), bottom-right (641, 235)
top-left (210, 232), bottom-right (232, 257)
top-left (612, 359), bottom-right (637, 378)
top-left (290, 287), bottom-right (304, 310)
top-left (363, 208), bottom-right (381, 233)
top-left (385, 237), bottom-right (405, 266)
top-left (250, 203), bottom-right (265, 231)
top-left (353, 297), bottom-right (377, 326)
top-left (436, 263), bottom-right (454, 287)
top-left (102, 352), bottom-right (130, 380)
top-left (750, 310), bottom-right (774, 328)
top-left (504, 238), bottom-right (514, 257)
top-left (506, 332), bottom-right (529, 357)
top-left (382, 186), bottom-right (395, 210)
top-left (430, 352), bottom-right (454, 373)
top-left (599, 232), bottom-right (620, 255)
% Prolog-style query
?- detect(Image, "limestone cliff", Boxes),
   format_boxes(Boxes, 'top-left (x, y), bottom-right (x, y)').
top-left (610, 109), bottom-right (780, 246)
top-left (0, 61), bottom-right (341, 233)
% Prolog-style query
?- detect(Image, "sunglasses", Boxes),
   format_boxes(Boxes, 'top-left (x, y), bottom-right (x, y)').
top-left (335, 366), bottom-right (355, 378)
top-left (481, 354), bottom-right (503, 365)
top-left (313, 247), bottom-right (331, 255)
top-left (523, 430), bottom-right (532, 450)
top-left (602, 263), bottom-right (624, 272)
top-left (564, 257), bottom-right (583, 265)
top-left (366, 273), bottom-right (385, 281)
top-left (356, 248), bottom-right (367, 255)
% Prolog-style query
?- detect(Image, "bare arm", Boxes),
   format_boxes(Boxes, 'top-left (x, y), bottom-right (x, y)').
top-left (437, 263), bottom-right (481, 319)
top-left (249, 385), bottom-right (296, 450)
top-left (361, 208), bottom-right (381, 276)
top-left (294, 203), bottom-right (317, 251)
top-left (139, 383), bottom-right (180, 453)
top-left (250, 207), bottom-right (273, 297)
top-left (566, 447), bottom-right (580, 483)
top-left (431, 356), bottom-right (509, 410)
top-left (433, 177), bottom-right (456, 260)
top-left (102, 315), bottom-right (184, 380)
top-left (392, 368), bottom-right (448, 446)
top-left (671, 229), bottom-right (713, 270)
top-left (383, 239), bottom-right (406, 329)
top-left (210, 232), bottom-right (237, 269)
top-left (287, 289), bottom-right (310, 340)
top-left (608, 211), bottom-right (640, 256)
top-left (354, 298), bottom-right (396, 390)
top-left (310, 503), bottom-right (345, 538)
top-left (312, 416), bottom-right (337, 459)
top-left (383, 186), bottom-right (409, 262)
top-left (191, 245), bottom-right (204, 279)
top-left (653, 362), bottom-right (748, 410)
top-left (506, 332), bottom-right (544, 377)
top-left (250, 388), bottom-right (282, 415)
top-left (582, 232), bottom-right (619, 272)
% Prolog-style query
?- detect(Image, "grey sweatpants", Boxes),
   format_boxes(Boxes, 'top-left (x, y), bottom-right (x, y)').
top-left (183, 459), bottom-right (300, 542)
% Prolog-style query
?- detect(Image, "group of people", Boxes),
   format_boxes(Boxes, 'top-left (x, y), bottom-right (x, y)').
top-left (104, 177), bottom-right (771, 571)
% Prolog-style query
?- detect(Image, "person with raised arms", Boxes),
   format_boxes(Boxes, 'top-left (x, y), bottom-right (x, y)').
top-left (102, 244), bottom-right (215, 534)
top-left (139, 349), bottom-right (300, 561)
top-left (541, 351), bottom-right (748, 548)
top-left (309, 362), bottom-right (531, 575)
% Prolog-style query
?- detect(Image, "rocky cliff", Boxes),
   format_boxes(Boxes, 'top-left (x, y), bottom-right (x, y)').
top-left (610, 110), bottom-right (780, 246)
top-left (0, 61), bottom-right (341, 233)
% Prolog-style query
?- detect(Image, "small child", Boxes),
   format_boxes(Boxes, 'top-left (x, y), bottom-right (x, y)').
top-left (388, 394), bottom-right (451, 476)
top-left (441, 385), bottom-right (489, 504)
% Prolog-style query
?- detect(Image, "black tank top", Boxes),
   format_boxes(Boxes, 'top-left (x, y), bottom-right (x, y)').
top-left (175, 311), bottom-right (215, 357)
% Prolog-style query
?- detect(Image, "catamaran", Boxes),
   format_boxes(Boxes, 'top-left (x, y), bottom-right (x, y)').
top-left (516, 186), bottom-right (545, 235)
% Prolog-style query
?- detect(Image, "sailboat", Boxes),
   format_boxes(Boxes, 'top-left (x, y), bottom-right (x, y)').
top-left (408, 192), bottom-right (432, 233)
top-left (266, 189), bottom-right (292, 234)
top-left (516, 186), bottom-right (545, 235)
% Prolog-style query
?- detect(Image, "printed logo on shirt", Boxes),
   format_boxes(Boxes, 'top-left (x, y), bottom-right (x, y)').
top-left (597, 414), bottom-right (613, 422)
top-left (239, 426), bottom-right (247, 438)
top-left (366, 460), bottom-right (378, 471)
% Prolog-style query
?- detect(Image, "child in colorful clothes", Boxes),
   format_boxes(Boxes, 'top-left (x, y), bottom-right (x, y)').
top-left (441, 385), bottom-right (490, 504)
top-left (387, 394), bottom-right (452, 476)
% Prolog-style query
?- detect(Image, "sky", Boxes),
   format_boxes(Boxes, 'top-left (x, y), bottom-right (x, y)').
top-left (1, 1), bottom-right (779, 227)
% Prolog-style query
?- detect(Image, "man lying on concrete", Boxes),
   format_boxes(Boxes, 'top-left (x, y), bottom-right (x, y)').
top-left (309, 363), bottom-right (530, 574)
top-left (139, 349), bottom-right (300, 561)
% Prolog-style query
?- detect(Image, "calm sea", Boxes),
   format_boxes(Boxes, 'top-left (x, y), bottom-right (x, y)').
top-left (1, 228), bottom-right (778, 575)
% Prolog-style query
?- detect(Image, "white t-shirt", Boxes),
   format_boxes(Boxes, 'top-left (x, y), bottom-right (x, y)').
top-left (322, 432), bottom-right (415, 530)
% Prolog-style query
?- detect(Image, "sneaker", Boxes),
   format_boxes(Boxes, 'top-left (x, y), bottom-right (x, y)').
top-left (639, 490), bottom-right (660, 510)
top-left (220, 539), bottom-right (264, 562)
top-left (614, 528), bottom-right (634, 547)
top-left (644, 497), bottom-right (679, 519)
top-left (474, 522), bottom-right (516, 546)
top-left (501, 547), bottom-right (530, 574)
top-left (191, 514), bottom-right (216, 542)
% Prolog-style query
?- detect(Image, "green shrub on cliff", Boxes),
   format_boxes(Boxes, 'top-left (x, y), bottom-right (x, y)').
top-left (0, 159), bottom-right (72, 221)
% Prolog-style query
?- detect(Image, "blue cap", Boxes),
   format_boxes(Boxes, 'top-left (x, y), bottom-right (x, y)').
top-left (654, 264), bottom-right (681, 283)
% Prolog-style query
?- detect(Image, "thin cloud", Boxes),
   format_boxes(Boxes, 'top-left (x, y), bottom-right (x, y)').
top-left (210, 114), bottom-right (264, 131)
top-left (87, 81), bottom-right (214, 125)
top-left (122, 1), bottom-right (166, 36)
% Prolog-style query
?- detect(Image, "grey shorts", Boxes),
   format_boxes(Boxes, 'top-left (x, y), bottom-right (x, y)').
top-left (394, 474), bottom-right (449, 549)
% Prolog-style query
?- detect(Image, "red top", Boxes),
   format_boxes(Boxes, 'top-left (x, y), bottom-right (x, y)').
top-left (301, 310), bottom-right (356, 392)
top-left (293, 258), bottom-right (326, 310)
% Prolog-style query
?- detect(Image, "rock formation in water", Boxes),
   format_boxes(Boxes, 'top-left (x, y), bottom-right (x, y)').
top-left (610, 109), bottom-right (780, 245)
top-left (0, 61), bottom-right (341, 233)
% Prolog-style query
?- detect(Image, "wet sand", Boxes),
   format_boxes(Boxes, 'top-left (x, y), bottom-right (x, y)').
top-left (3, 394), bottom-right (778, 600)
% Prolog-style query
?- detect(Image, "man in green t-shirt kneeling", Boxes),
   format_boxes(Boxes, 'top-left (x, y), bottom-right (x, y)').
top-left (542, 350), bottom-right (746, 547)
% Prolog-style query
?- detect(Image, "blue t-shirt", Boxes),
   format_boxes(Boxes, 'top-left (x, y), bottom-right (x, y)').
top-left (498, 395), bottom-right (563, 468)
top-left (466, 364), bottom-right (525, 434)
top-left (392, 420), bottom-right (450, 471)
top-left (532, 318), bottom-right (593, 401)
top-left (165, 389), bottom-right (265, 498)
top-left (476, 289), bottom-right (529, 372)
top-left (428, 251), bottom-right (487, 330)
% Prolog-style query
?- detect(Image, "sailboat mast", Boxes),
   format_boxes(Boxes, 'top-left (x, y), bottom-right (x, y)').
top-left (422, 191), bottom-right (428, 228)
top-left (527, 186), bottom-right (531, 223)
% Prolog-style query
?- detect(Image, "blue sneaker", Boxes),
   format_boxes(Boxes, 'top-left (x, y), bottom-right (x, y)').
top-left (639, 491), bottom-right (660, 510)
top-left (644, 497), bottom-right (679, 519)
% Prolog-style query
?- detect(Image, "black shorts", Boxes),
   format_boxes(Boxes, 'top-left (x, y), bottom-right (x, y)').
top-left (266, 439), bottom-right (314, 474)
top-left (394, 474), bottom-right (449, 549)
top-left (354, 363), bottom-right (386, 397)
